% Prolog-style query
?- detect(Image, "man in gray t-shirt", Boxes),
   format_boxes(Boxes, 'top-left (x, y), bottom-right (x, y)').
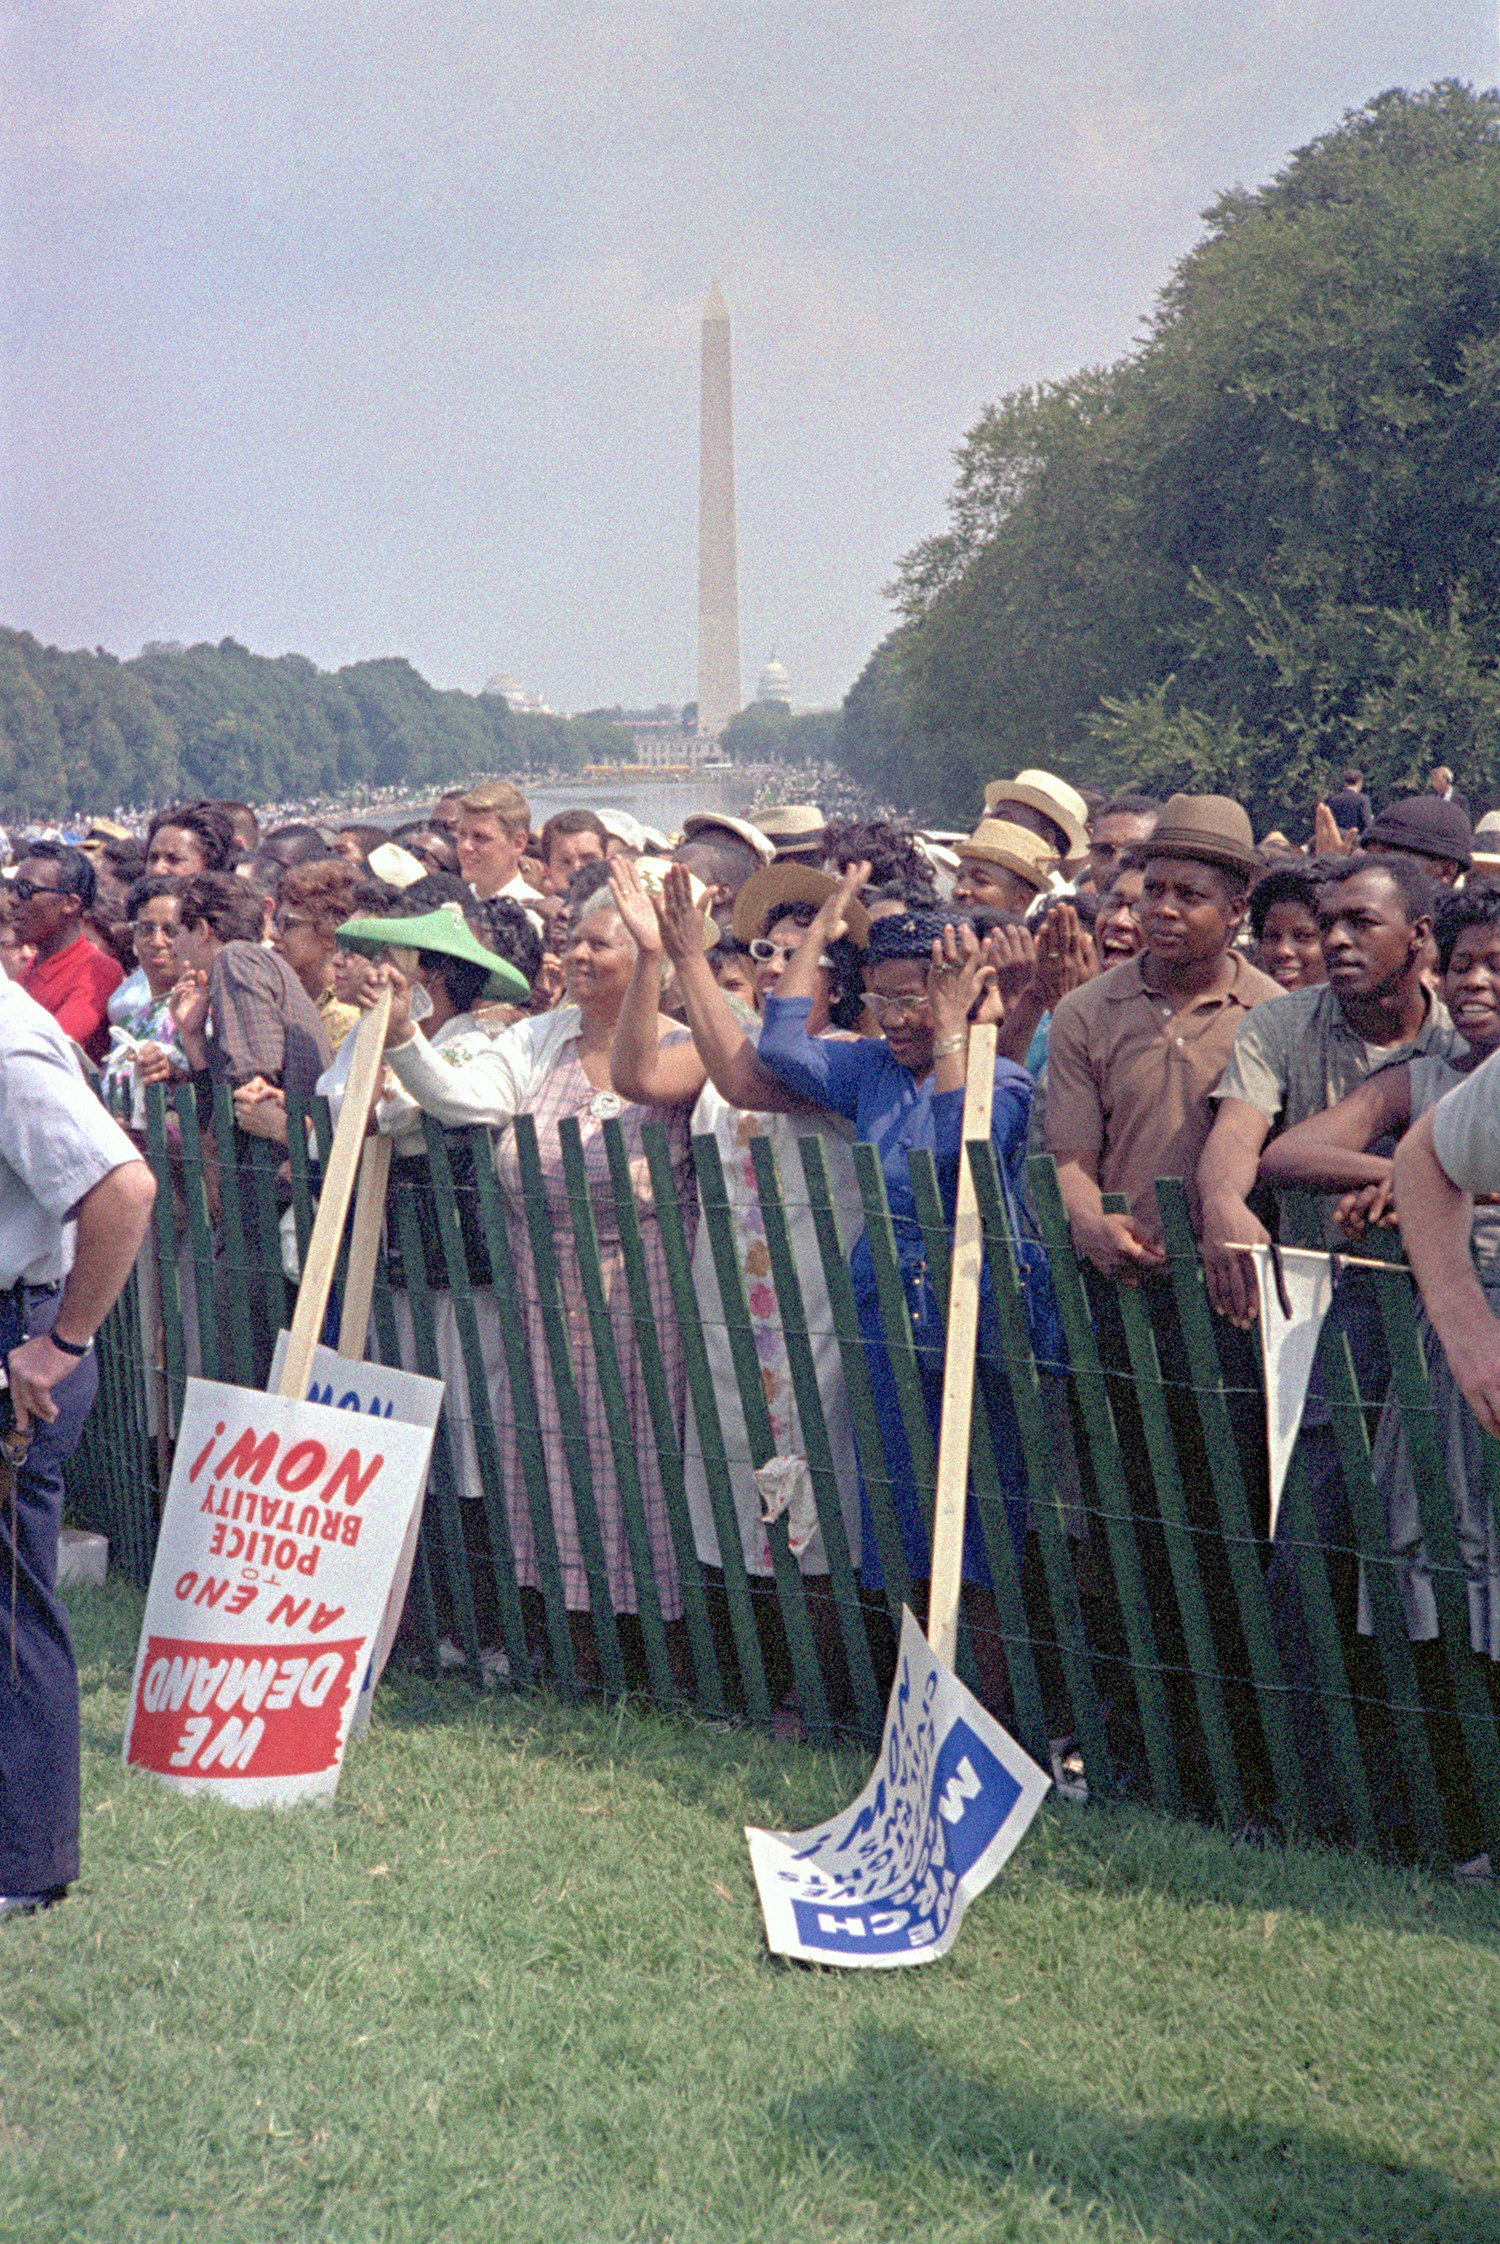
top-left (0, 979), bottom-right (155, 1917)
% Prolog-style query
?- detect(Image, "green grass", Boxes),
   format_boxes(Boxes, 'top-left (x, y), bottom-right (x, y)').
top-left (4, 1580), bottom-right (1500, 2243)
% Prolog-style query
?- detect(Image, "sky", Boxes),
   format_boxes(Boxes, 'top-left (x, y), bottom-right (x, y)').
top-left (3, 5), bottom-right (1495, 717)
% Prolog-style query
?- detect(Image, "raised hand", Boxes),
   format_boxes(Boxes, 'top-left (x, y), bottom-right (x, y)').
top-left (607, 855), bottom-right (665, 955)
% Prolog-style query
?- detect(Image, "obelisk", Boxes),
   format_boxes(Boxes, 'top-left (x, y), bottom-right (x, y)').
top-left (697, 283), bottom-right (742, 740)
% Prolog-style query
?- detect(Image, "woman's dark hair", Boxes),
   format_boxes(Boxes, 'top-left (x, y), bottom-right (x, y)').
top-left (278, 857), bottom-right (363, 936)
top-left (124, 873), bottom-right (181, 922)
top-left (470, 895), bottom-right (544, 990)
top-left (824, 819), bottom-right (937, 901)
top-left (1249, 864), bottom-right (1322, 942)
top-left (146, 801), bottom-right (237, 872)
top-left (176, 871), bottom-right (265, 946)
top-left (1434, 887), bottom-right (1500, 975)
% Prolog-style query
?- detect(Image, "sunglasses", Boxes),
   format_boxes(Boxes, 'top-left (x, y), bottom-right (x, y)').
top-left (859, 991), bottom-right (932, 1025)
top-left (10, 877), bottom-right (63, 903)
top-left (748, 938), bottom-right (835, 966)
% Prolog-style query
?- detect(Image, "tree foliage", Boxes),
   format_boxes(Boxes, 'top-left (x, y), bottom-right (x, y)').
top-left (0, 632), bottom-right (636, 818)
top-left (842, 82), bottom-right (1500, 833)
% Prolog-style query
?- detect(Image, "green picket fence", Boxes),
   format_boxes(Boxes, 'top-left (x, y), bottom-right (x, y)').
top-left (69, 1083), bottom-right (1500, 1865)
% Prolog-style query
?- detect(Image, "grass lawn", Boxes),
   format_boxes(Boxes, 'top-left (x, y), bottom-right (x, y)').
top-left (4, 1579), bottom-right (1500, 2243)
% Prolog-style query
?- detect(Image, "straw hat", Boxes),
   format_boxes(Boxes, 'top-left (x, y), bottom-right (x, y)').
top-left (982, 769), bottom-right (1090, 864)
top-left (754, 803), bottom-right (826, 857)
top-left (679, 811), bottom-right (775, 864)
top-left (731, 862), bottom-right (871, 948)
top-left (955, 818), bottom-right (1056, 895)
top-left (335, 900), bottom-right (530, 1002)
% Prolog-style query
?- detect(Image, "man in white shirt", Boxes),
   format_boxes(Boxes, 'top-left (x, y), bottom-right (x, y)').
top-left (455, 781), bottom-right (546, 909)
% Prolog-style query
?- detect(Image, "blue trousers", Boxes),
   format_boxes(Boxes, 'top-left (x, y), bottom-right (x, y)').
top-left (0, 1285), bottom-right (97, 1896)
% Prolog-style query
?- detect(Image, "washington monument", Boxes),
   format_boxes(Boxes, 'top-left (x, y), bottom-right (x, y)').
top-left (697, 283), bottom-right (742, 739)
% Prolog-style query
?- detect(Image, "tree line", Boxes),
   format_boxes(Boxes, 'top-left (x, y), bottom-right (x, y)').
top-left (838, 82), bottom-right (1500, 835)
top-left (0, 632), bottom-right (640, 819)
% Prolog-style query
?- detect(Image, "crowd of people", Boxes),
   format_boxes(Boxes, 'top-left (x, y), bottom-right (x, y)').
top-left (9, 755), bottom-right (1500, 1884)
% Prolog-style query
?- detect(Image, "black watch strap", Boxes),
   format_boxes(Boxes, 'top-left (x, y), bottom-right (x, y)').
top-left (49, 1330), bottom-right (91, 1358)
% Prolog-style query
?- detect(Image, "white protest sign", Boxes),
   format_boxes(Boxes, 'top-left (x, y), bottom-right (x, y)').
top-left (269, 1334), bottom-right (446, 1731)
top-left (746, 1606), bottom-right (1051, 1967)
top-left (124, 1374), bottom-right (437, 1806)
top-left (1249, 1244), bottom-right (1336, 1535)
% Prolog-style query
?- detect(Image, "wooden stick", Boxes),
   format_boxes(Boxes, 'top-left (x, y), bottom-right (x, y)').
top-left (337, 1136), bottom-right (393, 1358)
top-left (274, 988), bottom-right (391, 1400)
top-left (927, 1021), bottom-right (996, 1668)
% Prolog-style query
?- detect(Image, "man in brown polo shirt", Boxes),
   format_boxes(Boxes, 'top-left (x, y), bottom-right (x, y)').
top-left (1047, 796), bottom-right (1283, 1269)
top-left (1044, 795), bottom-right (1283, 1808)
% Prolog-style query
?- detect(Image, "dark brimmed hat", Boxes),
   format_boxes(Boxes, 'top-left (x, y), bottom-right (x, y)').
top-left (731, 862), bottom-right (870, 948)
top-left (1364, 795), bottom-right (1473, 870)
top-left (1143, 795), bottom-right (1259, 880)
top-left (335, 901), bottom-right (530, 1003)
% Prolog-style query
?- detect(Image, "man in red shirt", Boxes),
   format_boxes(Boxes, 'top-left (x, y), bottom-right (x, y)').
top-left (12, 844), bottom-right (122, 1066)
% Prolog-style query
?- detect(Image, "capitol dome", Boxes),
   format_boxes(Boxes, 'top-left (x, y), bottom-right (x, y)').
top-left (756, 653), bottom-right (791, 706)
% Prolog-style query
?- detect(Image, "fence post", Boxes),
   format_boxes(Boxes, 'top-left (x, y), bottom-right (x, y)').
top-left (1154, 1179), bottom-right (1316, 1834)
top-left (1101, 1196), bottom-right (1244, 1824)
top-left (969, 1143), bottom-right (1111, 1785)
top-left (749, 1132), bottom-right (884, 1738)
top-left (640, 1119), bottom-right (773, 1726)
top-left (418, 1118), bottom-right (533, 1688)
top-left (694, 1130), bottom-right (834, 1746)
top-left (510, 1112), bottom-right (627, 1698)
top-left (1370, 1252), bottom-right (1500, 1863)
top-left (602, 1122), bottom-right (727, 1715)
top-left (558, 1116), bottom-right (677, 1708)
top-left (465, 1128), bottom-right (578, 1697)
top-left (1027, 1159), bottom-right (1180, 1812)
top-left (172, 1084), bottom-right (221, 1382)
top-left (798, 1135), bottom-right (915, 1633)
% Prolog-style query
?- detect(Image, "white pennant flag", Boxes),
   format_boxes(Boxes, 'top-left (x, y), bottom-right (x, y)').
top-left (1248, 1243), bottom-right (1336, 1534)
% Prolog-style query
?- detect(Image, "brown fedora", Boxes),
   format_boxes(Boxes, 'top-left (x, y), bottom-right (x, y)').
top-left (1143, 795), bottom-right (1259, 880)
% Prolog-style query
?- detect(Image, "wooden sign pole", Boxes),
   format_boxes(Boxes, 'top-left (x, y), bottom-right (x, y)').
top-left (926, 1021), bottom-right (996, 1669)
top-left (274, 988), bottom-right (391, 1401)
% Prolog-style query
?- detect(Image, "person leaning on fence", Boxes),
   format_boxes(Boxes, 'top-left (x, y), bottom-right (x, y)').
top-left (1198, 851), bottom-right (1464, 1839)
top-left (0, 975), bottom-right (155, 1919)
top-left (328, 899), bottom-right (531, 1667)
top-left (1044, 794), bottom-right (1284, 1807)
top-left (1255, 888), bottom-right (1500, 1868)
top-left (754, 864), bottom-right (1033, 1722)
top-left (608, 853), bottom-right (869, 1732)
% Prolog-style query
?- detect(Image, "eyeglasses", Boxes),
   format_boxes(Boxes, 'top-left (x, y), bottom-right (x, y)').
top-left (272, 914), bottom-right (315, 937)
top-left (859, 991), bottom-right (932, 1025)
top-left (10, 878), bottom-right (63, 903)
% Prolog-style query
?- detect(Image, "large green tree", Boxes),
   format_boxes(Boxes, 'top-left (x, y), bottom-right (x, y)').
top-left (843, 82), bottom-right (1500, 834)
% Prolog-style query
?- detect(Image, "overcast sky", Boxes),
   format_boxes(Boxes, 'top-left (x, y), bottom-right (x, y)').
top-left (3, 5), bottom-right (1494, 716)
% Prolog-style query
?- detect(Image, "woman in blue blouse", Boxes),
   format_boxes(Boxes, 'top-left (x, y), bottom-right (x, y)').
top-left (756, 863), bottom-right (1033, 1714)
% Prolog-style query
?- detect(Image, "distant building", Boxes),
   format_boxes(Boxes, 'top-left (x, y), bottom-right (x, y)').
top-left (482, 671), bottom-right (552, 715)
top-left (756, 653), bottom-right (792, 709)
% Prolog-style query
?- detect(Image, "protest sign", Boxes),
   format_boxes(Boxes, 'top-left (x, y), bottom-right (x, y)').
top-left (124, 1374), bottom-right (437, 1805)
top-left (746, 1606), bottom-right (1050, 1967)
top-left (270, 1334), bottom-right (446, 1730)
top-left (1247, 1243), bottom-right (1337, 1534)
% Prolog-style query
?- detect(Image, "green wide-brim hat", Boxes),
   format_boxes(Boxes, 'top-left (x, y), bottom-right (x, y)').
top-left (335, 902), bottom-right (530, 1004)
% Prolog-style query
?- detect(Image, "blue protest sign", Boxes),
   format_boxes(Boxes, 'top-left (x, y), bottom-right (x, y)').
top-left (746, 1606), bottom-right (1051, 1966)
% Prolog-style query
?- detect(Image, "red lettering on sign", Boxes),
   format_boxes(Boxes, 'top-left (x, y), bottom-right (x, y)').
top-left (128, 1635), bottom-right (364, 1778)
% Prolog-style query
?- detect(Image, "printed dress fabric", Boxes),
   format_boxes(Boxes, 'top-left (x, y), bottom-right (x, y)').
top-left (1361, 1056), bottom-right (1500, 1658)
top-left (757, 994), bottom-right (1034, 1592)
top-left (493, 1038), bottom-right (695, 1619)
top-left (684, 1063), bottom-right (865, 1577)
